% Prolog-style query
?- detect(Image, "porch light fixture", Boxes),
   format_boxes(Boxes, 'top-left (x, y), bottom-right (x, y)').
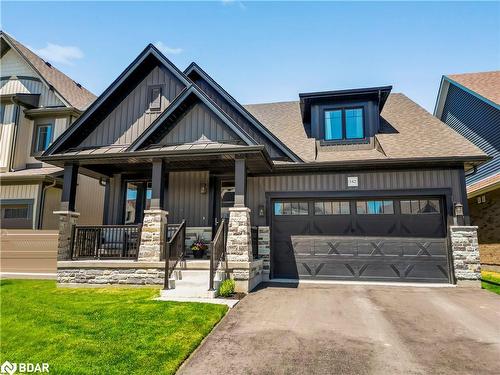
top-left (200, 183), bottom-right (207, 194)
top-left (454, 202), bottom-right (464, 217)
top-left (258, 205), bottom-right (265, 217)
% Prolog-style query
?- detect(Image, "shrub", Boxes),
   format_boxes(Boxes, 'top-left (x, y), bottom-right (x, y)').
top-left (218, 278), bottom-right (235, 297)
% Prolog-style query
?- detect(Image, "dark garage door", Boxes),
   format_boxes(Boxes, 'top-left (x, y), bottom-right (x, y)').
top-left (271, 197), bottom-right (450, 283)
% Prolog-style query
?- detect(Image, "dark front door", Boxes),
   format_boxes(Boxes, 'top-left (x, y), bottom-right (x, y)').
top-left (271, 197), bottom-right (450, 283)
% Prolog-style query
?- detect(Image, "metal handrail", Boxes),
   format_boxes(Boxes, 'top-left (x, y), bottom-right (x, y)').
top-left (209, 219), bottom-right (227, 291)
top-left (70, 224), bottom-right (142, 260)
top-left (163, 220), bottom-right (186, 290)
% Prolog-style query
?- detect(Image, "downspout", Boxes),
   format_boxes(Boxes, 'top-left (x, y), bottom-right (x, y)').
top-left (38, 179), bottom-right (57, 229)
top-left (8, 99), bottom-right (20, 172)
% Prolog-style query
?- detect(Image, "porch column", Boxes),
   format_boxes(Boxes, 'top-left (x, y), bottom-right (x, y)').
top-left (54, 163), bottom-right (80, 260)
top-left (138, 159), bottom-right (168, 261)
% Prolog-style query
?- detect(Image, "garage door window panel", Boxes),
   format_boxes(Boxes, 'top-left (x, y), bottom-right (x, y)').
top-left (356, 200), bottom-right (394, 214)
top-left (274, 201), bottom-right (308, 216)
top-left (401, 199), bottom-right (441, 214)
top-left (314, 201), bottom-right (350, 215)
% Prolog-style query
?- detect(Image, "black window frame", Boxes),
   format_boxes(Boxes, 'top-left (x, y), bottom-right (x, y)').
top-left (31, 121), bottom-right (55, 156)
top-left (323, 106), bottom-right (366, 143)
top-left (274, 201), bottom-right (309, 216)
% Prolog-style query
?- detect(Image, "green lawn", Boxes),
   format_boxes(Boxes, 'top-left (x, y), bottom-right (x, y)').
top-left (481, 271), bottom-right (500, 295)
top-left (0, 280), bottom-right (227, 374)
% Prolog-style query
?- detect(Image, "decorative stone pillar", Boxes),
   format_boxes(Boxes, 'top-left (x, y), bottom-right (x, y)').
top-left (138, 209), bottom-right (168, 261)
top-left (226, 206), bottom-right (253, 262)
top-left (450, 226), bottom-right (481, 282)
top-left (54, 210), bottom-right (80, 260)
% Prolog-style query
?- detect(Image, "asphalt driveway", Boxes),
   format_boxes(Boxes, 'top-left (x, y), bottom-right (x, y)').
top-left (179, 283), bottom-right (500, 375)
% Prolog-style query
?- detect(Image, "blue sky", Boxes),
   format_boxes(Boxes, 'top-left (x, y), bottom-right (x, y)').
top-left (2, 1), bottom-right (499, 111)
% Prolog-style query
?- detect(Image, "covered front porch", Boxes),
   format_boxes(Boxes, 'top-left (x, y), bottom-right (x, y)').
top-left (51, 142), bottom-right (267, 293)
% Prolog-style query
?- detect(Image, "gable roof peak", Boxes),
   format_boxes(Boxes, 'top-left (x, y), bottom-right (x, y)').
top-left (0, 30), bottom-right (96, 111)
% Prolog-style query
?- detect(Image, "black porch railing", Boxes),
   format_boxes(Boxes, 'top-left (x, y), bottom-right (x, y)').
top-left (209, 219), bottom-right (227, 291)
top-left (71, 224), bottom-right (142, 259)
top-left (163, 220), bottom-right (186, 289)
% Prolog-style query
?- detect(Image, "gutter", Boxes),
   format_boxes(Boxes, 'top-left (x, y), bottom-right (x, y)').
top-left (24, 106), bottom-right (82, 120)
top-left (273, 155), bottom-right (491, 172)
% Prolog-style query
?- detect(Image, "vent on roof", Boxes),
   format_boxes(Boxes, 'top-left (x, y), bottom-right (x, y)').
top-left (74, 81), bottom-right (82, 88)
top-left (45, 61), bottom-right (52, 68)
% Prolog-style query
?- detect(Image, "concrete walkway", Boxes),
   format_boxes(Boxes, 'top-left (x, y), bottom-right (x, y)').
top-left (179, 283), bottom-right (500, 375)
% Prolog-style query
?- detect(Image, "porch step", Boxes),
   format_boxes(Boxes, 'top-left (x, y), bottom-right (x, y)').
top-left (161, 270), bottom-right (221, 299)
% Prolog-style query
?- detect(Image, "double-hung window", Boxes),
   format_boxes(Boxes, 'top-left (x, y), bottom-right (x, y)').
top-left (324, 107), bottom-right (364, 141)
top-left (33, 123), bottom-right (54, 154)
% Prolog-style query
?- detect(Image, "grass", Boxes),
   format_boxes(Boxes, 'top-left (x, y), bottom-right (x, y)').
top-left (481, 271), bottom-right (500, 295)
top-left (0, 280), bottom-right (227, 374)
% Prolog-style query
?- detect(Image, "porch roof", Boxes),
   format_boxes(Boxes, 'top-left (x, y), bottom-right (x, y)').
top-left (38, 142), bottom-right (273, 178)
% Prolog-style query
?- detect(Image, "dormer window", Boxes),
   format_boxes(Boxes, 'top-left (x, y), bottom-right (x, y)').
top-left (324, 107), bottom-right (364, 141)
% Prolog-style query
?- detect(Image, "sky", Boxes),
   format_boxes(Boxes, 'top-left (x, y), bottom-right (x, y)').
top-left (1, 1), bottom-right (499, 112)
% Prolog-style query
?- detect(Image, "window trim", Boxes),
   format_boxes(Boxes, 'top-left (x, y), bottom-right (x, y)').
top-left (148, 85), bottom-right (163, 112)
top-left (273, 201), bottom-right (309, 216)
top-left (31, 121), bottom-right (54, 156)
top-left (322, 106), bottom-right (366, 143)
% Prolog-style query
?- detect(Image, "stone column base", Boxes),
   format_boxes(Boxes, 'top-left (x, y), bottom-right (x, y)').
top-left (226, 206), bottom-right (253, 262)
top-left (450, 226), bottom-right (481, 281)
top-left (138, 209), bottom-right (168, 262)
top-left (54, 210), bottom-right (80, 261)
top-left (228, 259), bottom-right (264, 293)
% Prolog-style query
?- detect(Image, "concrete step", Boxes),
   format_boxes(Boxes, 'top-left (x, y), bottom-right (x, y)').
top-left (161, 270), bottom-right (220, 299)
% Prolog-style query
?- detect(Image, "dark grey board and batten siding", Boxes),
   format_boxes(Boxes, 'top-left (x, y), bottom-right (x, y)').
top-left (80, 65), bottom-right (185, 148)
top-left (440, 83), bottom-right (500, 185)
top-left (247, 167), bottom-right (466, 226)
top-left (159, 102), bottom-right (240, 145)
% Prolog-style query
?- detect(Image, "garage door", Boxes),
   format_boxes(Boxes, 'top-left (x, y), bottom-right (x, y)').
top-left (271, 197), bottom-right (450, 283)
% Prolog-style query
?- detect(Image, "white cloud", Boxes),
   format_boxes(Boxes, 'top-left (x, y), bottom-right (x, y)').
top-left (29, 43), bottom-right (84, 65)
top-left (153, 41), bottom-right (183, 55)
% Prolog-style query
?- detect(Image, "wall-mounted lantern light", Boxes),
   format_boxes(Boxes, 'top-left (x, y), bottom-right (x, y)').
top-left (453, 202), bottom-right (464, 225)
top-left (200, 183), bottom-right (207, 194)
top-left (258, 205), bottom-right (265, 217)
top-left (454, 202), bottom-right (464, 217)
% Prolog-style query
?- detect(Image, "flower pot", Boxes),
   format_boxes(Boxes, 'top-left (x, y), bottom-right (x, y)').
top-left (192, 250), bottom-right (204, 259)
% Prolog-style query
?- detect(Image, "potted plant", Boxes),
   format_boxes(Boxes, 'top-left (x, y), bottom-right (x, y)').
top-left (191, 238), bottom-right (208, 259)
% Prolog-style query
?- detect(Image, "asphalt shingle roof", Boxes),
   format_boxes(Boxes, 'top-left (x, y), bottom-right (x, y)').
top-left (1, 31), bottom-right (96, 111)
top-left (245, 93), bottom-right (487, 163)
top-left (447, 71), bottom-right (500, 106)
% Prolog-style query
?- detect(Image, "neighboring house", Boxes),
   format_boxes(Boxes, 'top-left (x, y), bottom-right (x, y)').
top-left (42, 44), bottom-right (487, 291)
top-left (0, 31), bottom-right (104, 229)
top-left (435, 71), bottom-right (500, 244)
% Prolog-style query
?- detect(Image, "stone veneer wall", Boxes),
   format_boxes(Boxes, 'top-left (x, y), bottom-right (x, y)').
top-left (450, 226), bottom-right (481, 280)
top-left (58, 268), bottom-right (164, 285)
top-left (138, 209), bottom-right (167, 261)
top-left (258, 226), bottom-right (270, 274)
top-left (55, 211), bottom-right (80, 260)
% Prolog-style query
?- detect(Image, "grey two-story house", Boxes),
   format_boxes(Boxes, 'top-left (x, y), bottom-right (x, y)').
top-left (40, 44), bottom-right (487, 293)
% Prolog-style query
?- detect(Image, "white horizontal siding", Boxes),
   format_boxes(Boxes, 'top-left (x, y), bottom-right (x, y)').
top-left (0, 104), bottom-right (16, 171)
top-left (0, 48), bottom-right (36, 76)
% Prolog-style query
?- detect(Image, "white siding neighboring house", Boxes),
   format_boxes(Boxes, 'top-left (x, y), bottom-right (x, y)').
top-left (0, 31), bottom-right (104, 229)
